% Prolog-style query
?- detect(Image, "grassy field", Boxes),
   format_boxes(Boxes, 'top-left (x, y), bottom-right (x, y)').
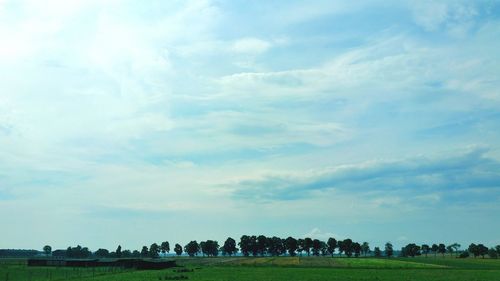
top-left (1, 257), bottom-right (500, 281)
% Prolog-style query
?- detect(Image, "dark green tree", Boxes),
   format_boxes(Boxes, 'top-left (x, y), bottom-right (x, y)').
top-left (239, 235), bottom-right (251, 257)
top-left (489, 248), bottom-right (498, 259)
top-left (327, 238), bottom-right (337, 257)
top-left (361, 242), bottom-right (370, 257)
top-left (140, 246), bottom-right (149, 257)
top-left (95, 248), bottom-right (109, 258)
top-left (149, 243), bottom-right (160, 258)
top-left (284, 237), bottom-right (298, 256)
top-left (174, 244), bottom-right (183, 256)
top-left (297, 239), bottom-right (305, 256)
top-left (43, 245), bottom-right (52, 256)
top-left (257, 235), bottom-right (267, 256)
top-left (385, 242), bottom-right (393, 258)
top-left (312, 239), bottom-right (322, 256)
top-left (374, 247), bottom-right (382, 257)
top-left (421, 244), bottom-right (430, 257)
top-left (184, 241), bottom-right (200, 257)
top-left (431, 244), bottom-right (438, 257)
top-left (352, 242), bottom-right (361, 257)
top-left (303, 238), bottom-right (313, 256)
top-left (403, 243), bottom-right (421, 257)
top-left (116, 245), bottom-right (122, 258)
top-left (160, 241), bottom-right (170, 256)
top-left (341, 239), bottom-right (353, 257)
top-left (438, 244), bottom-right (446, 257)
top-left (222, 237), bottom-right (238, 256)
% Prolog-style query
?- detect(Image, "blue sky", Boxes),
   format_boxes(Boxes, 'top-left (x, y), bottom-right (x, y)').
top-left (1, 0), bottom-right (500, 251)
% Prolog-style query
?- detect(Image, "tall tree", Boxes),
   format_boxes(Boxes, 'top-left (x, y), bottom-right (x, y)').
top-left (431, 244), bottom-right (438, 257)
top-left (312, 239), bottom-right (322, 256)
top-left (421, 244), bottom-right (430, 257)
top-left (43, 245), bottom-right (52, 256)
top-left (450, 243), bottom-right (461, 257)
top-left (361, 242), bottom-right (370, 257)
top-left (115, 245), bottom-right (122, 258)
top-left (327, 238), bottom-right (337, 257)
top-left (297, 239), bottom-right (305, 256)
top-left (222, 237), bottom-right (238, 256)
top-left (184, 241), bottom-right (200, 257)
top-left (488, 248), bottom-right (498, 259)
top-left (374, 247), bottom-right (381, 257)
top-left (303, 238), bottom-right (313, 256)
top-left (341, 239), bottom-right (353, 257)
top-left (160, 241), bottom-right (170, 256)
top-left (239, 235), bottom-right (251, 257)
top-left (438, 244), bottom-right (446, 257)
top-left (174, 244), bottom-right (183, 256)
top-left (385, 242), bottom-right (394, 258)
top-left (257, 235), bottom-right (267, 256)
top-left (149, 243), bottom-right (160, 258)
top-left (352, 242), bottom-right (361, 257)
top-left (284, 237), bottom-right (298, 257)
top-left (141, 246), bottom-right (149, 257)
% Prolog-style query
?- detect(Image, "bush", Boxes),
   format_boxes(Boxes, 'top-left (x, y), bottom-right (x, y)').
top-left (458, 251), bottom-right (470, 258)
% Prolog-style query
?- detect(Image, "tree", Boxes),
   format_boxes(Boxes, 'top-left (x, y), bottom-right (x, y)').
top-left (43, 245), bottom-right (52, 257)
top-left (468, 243), bottom-right (478, 258)
top-left (312, 239), bottom-right (322, 256)
top-left (385, 242), bottom-right (393, 258)
top-left (374, 247), bottom-right (382, 257)
top-left (327, 238), bottom-right (337, 257)
top-left (239, 235), bottom-right (251, 257)
top-left (149, 243), bottom-right (160, 258)
top-left (403, 243), bottom-right (421, 257)
top-left (115, 245), bottom-right (122, 258)
top-left (95, 248), bottom-right (109, 258)
top-left (297, 239), bottom-right (305, 256)
top-left (478, 244), bottom-right (488, 258)
top-left (267, 236), bottom-right (285, 256)
top-left (174, 244), bottom-right (183, 256)
top-left (431, 244), bottom-right (438, 257)
top-left (341, 239), bottom-right (353, 257)
top-left (450, 243), bottom-right (461, 257)
top-left (489, 248), bottom-right (498, 259)
top-left (141, 246), bottom-right (149, 258)
top-left (496, 245), bottom-right (500, 256)
top-left (200, 241), bottom-right (207, 257)
top-left (352, 242), bottom-right (361, 257)
top-left (184, 241), bottom-right (200, 257)
top-left (257, 235), bottom-right (267, 256)
top-left (303, 238), bottom-right (313, 256)
top-left (361, 242), bottom-right (370, 257)
top-left (438, 244), bottom-right (446, 257)
top-left (222, 237), bottom-right (238, 256)
top-left (122, 250), bottom-right (132, 258)
top-left (320, 241), bottom-right (328, 256)
top-left (200, 240), bottom-right (219, 257)
top-left (284, 237), bottom-right (298, 257)
top-left (421, 244), bottom-right (430, 257)
top-left (160, 241), bottom-right (170, 256)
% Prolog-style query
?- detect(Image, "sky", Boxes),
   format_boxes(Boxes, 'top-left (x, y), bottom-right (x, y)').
top-left (1, 0), bottom-right (500, 252)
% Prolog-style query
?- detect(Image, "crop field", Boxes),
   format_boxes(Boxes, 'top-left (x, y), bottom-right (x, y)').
top-left (1, 257), bottom-right (500, 281)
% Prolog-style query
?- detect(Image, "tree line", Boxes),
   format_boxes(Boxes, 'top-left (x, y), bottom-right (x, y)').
top-left (38, 236), bottom-right (500, 259)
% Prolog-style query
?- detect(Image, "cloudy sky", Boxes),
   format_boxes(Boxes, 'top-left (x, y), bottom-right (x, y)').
top-left (1, 0), bottom-right (500, 251)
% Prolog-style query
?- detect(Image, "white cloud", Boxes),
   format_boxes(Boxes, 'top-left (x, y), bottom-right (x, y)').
top-left (230, 37), bottom-right (272, 55)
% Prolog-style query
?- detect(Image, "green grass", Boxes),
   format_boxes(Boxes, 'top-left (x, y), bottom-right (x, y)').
top-left (1, 257), bottom-right (500, 281)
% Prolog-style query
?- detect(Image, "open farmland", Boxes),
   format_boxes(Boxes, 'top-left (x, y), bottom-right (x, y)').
top-left (2, 257), bottom-right (500, 281)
